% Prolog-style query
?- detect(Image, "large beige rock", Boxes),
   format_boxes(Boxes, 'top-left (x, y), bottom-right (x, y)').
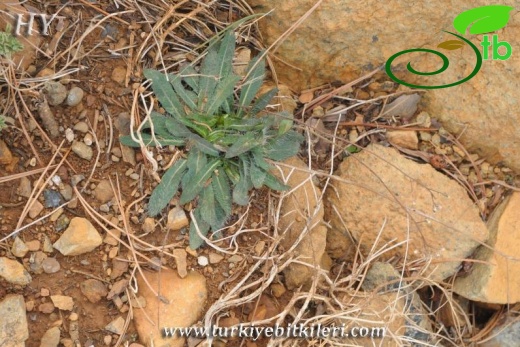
top-left (53, 217), bottom-right (103, 256)
top-left (454, 192), bottom-right (520, 304)
top-left (274, 157), bottom-right (327, 289)
top-left (325, 144), bottom-right (488, 281)
top-left (133, 269), bottom-right (207, 347)
top-left (0, 295), bottom-right (29, 346)
top-left (248, 1), bottom-right (520, 173)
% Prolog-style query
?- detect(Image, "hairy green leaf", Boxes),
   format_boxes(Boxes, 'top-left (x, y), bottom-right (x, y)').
top-left (147, 159), bottom-right (187, 216)
top-left (205, 74), bottom-right (241, 116)
top-left (212, 171), bottom-right (232, 214)
top-left (119, 134), bottom-right (184, 147)
top-left (233, 175), bottom-right (250, 205)
top-left (169, 73), bottom-right (198, 110)
top-left (198, 48), bottom-right (219, 111)
top-left (251, 88), bottom-right (278, 116)
top-left (179, 65), bottom-right (199, 93)
top-left (186, 133), bottom-right (220, 157)
top-left (251, 148), bottom-right (271, 171)
top-left (182, 149), bottom-right (207, 190)
top-left (216, 31), bottom-right (236, 80)
top-left (263, 171), bottom-right (289, 191)
top-left (180, 159), bottom-right (221, 204)
top-left (265, 130), bottom-right (303, 161)
top-left (164, 116), bottom-right (192, 139)
top-left (200, 185), bottom-right (218, 227)
top-left (238, 54), bottom-right (265, 116)
top-left (225, 132), bottom-right (263, 158)
top-left (250, 160), bottom-right (266, 189)
top-left (144, 69), bottom-right (184, 118)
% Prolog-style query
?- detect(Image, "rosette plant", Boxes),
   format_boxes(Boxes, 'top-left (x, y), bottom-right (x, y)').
top-left (121, 32), bottom-right (303, 248)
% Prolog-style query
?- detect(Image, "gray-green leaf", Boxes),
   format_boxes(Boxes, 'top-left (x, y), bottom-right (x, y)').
top-left (144, 69), bottom-right (184, 118)
top-left (225, 132), bottom-right (263, 158)
top-left (212, 172), bottom-right (232, 214)
top-left (238, 54), bottom-right (266, 116)
top-left (180, 159), bottom-right (221, 204)
top-left (148, 159), bottom-right (187, 216)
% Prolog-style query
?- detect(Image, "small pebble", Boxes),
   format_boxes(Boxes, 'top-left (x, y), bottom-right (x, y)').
top-left (129, 173), bottom-right (139, 180)
top-left (84, 133), bottom-right (93, 146)
top-left (43, 81), bottom-right (67, 106)
top-left (65, 129), bottom-right (74, 142)
top-left (100, 204), bottom-right (110, 213)
top-left (51, 175), bottom-right (62, 186)
top-left (44, 189), bottom-right (62, 208)
top-left (197, 256), bottom-right (209, 267)
top-left (66, 87), bottom-right (84, 107)
top-left (73, 121), bottom-right (89, 133)
top-left (71, 141), bottom-right (93, 161)
top-left (42, 258), bottom-right (61, 274)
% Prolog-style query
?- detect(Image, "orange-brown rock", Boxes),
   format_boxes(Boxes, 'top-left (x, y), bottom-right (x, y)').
top-left (325, 144), bottom-right (488, 281)
top-left (454, 192), bottom-right (520, 303)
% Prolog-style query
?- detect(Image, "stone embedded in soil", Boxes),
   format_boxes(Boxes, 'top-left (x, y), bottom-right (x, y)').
top-left (272, 157), bottom-right (327, 289)
top-left (386, 130), bottom-right (419, 150)
top-left (53, 217), bottom-right (103, 256)
top-left (26, 240), bottom-right (40, 251)
top-left (44, 190), bottom-right (62, 208)
top-left (28, 200), bottom-right (44, 219)
top-left (50, 295), bottom-right (73, 311)
top-left (107, 279), bottom-right (129, 300)
top-left (66, 87), bottom-right (84, 107)
top-left (39, 302), bottom-right (55, 314)
top-left (111, 66), bottom-right (126, 86)
top-left (11, 237), bottom-right (29, 258)
top-left (208, 253), bottom-right (224, 264)
top-left (0, 139), bottom-right (13, 166)
top-left (167, 207), bottom-right (189, 230)
top-left (133, 270), bottom-right (207, 347)
top-left (80, 279), bottom-right (108, 303)
top-left (42, 235), bottom-right (54, 253)
top-left (142, 217), bottom-right (155, 233)
top-left (73, 121), bottom-right (89, 133)
top-left (173, 248), bottom-right (188, 278)
top-left (0, 295), bottom-right (29, 346)
top-left (93, 179), bottom-right (114, 203)
top-left (454, 192), bottom-right (520, 304)
top-left (42, 258), bottom-right (61, 274)
top-left (42, 81), bottom-right (68, 106)
top-left (105, 316), bottom-right (125, 335)
top-left (17, 177), bottom-right (32, 198)
top-left (197, 256), bottom-right (209, 267)
top-left (325, 144), bottom-right (489, 281)
top-left (0, 257), bottom-right (32, 285)
top-left (111, 258), bottom-right (129, 279)
top-left (71, 141), bottom-right (93, 161)
top-left (40, 326), bottom-right (61, 347)
top-left (29, 251), bottom-right (48, 274)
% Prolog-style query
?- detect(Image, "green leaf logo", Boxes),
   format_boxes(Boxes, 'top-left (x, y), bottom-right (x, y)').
top-left (453, 5), bottom-right (514, 35)
top-left (437, 40), bottom-right (465, 50)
